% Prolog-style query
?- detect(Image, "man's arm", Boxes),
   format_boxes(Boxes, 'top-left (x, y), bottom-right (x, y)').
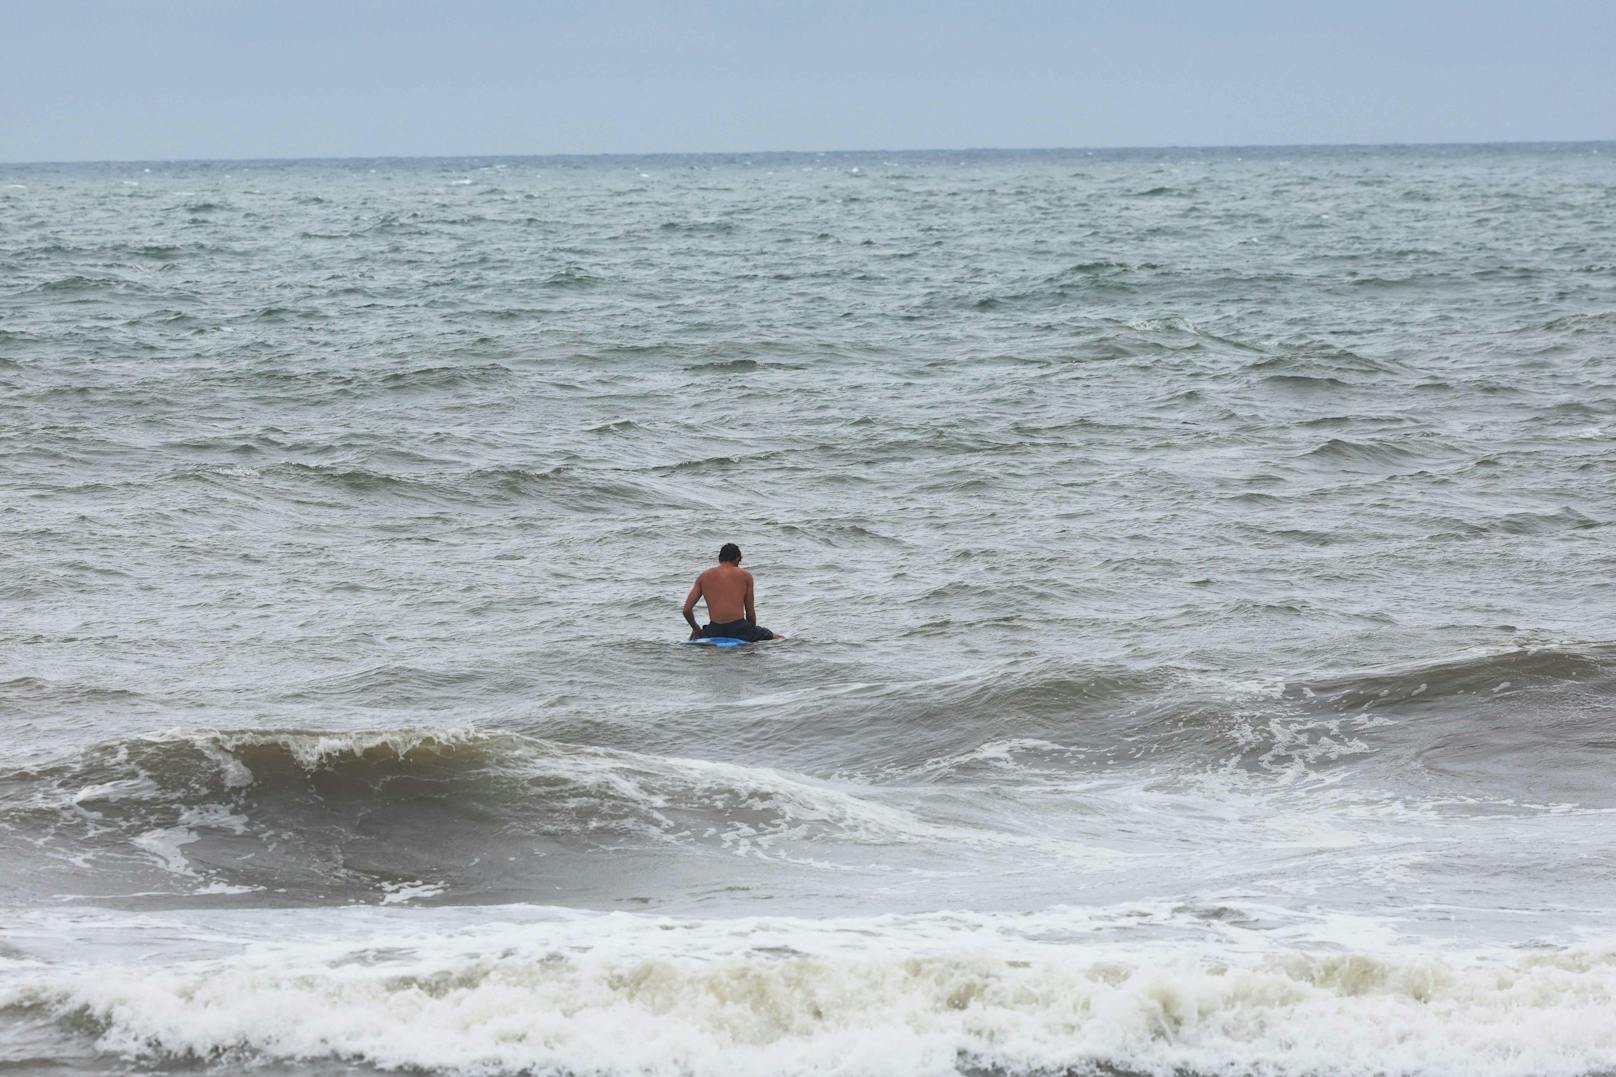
top-left (743, 574), bottom-right (756, 625)
top-left (682, 579), bottom-right (703, 639)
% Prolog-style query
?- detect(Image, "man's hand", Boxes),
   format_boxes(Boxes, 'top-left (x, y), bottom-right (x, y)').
top-left (683, 579), bottom-right (704, 639)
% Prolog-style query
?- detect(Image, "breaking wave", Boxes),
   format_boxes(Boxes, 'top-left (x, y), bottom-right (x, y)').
top-left (5, 907), bottom-right (1616, 1077)
top-left (1, 728), bottom-right (1063, 902)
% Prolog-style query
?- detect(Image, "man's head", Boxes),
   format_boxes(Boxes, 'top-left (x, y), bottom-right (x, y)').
top-left (718, 542), bottom-right (742, 564)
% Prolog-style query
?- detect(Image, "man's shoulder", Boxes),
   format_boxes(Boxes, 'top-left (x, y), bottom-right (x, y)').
top-left (697, 565), bottom-right (742, 580)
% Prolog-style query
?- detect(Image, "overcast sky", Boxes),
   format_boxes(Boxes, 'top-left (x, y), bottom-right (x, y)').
top-left (3, 0), bottom-right (1612, 162)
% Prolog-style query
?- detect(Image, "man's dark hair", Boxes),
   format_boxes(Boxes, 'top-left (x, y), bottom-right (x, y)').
top-left (718, 542), bottom-right (742, 564)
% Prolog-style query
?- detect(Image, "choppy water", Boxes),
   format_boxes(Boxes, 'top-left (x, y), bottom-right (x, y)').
top-left (2, 144), bottom-right (1615, 1076)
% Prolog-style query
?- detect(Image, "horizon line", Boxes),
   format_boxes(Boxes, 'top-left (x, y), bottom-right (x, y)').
top-left (3, 137), bottom-right (1612, 169)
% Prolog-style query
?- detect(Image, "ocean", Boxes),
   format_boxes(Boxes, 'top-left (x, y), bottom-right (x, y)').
top-left (1, 143), bottom-right (1614, 1075)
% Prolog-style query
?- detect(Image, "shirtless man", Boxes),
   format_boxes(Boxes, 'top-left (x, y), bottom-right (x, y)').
top-left (682, 543), bottom-right (783, 642)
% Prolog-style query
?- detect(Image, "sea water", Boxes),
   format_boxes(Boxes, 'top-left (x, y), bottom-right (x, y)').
top-left (2, 144), bottom-right (1614, 1075)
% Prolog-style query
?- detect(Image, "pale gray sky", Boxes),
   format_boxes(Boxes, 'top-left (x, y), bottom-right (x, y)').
top-left (3, 0), bottom-right (1612, 162)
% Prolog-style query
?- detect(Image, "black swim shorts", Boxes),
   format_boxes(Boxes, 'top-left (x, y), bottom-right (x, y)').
top-left (701, 619), bottom-right (775, 642)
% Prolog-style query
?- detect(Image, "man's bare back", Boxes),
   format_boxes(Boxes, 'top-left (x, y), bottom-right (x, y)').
top-left (682, 543), bottom-right (782, 642)
top-left (690, 563), bottom-right (752, 624)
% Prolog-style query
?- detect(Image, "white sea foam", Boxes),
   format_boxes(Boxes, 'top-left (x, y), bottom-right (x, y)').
top-left (380, 880), bottom-right (447, 905)
top-left (129, 825), bottom-right (198, 878)
top-left (70, 775), bottom-right (161, 804)
top-left (5, 905), bottom-right (1616, 1077)
top-left (129, 804), bottom-right (248, 880)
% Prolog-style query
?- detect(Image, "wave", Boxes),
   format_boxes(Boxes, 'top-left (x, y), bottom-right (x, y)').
top-left (204, 462), bottom-right (449, 501)
top-left (1489, 507), bottom-right (1603, 535)
top-left (1287, 640), bottom-right (1616, 711)
top-left (1533, 311), bottom-right (1616, 334)
top-left (968, 262), bottom-right (1163, 309)
top-left (539, 266), bottom-right (601, 288)
top-left (825, 643), bottom-right (1616, 800)
top-left (19, 273), bottom-right (153, 297)
top-left (687, 357), bottom-right (761, 371)
top-left (127, 242), bottom-right (196, 260)
top-left (374, 362), bottom-right (515, 389)
top-left (0, 728), bottom-right (1025, 900)
top-left (251, 304), bottom-right (329, 321)
top-left (466, 465), bottom-right (698, 511)
top-left (1246, 343), bottom-right (1403, 375)
top-left (300, 212), bottom-right (432, 239)
top-left (1028, 316), bottom-right (1273, 363)
top-left (1343, 272), bottom-right (1448, 289)
top-left (163, 460), bottom-right (708, 514)
top-left (1259, 372), bottom-right (1353, 393)
top-left (171, 360), bottom-right (517, 397)
top-left (697, 642), bottom-right (1616, 796)
top-left (6, 907), bottom-right (1616, 1077)
top-left (658, 218), bottom-right (739, 235)
top-left (1297, 436), bottom-right (1426, 467)
top-left (1273, 640), bottom-right (1616, 804)
top-left (4, 643), bottom-right (1612, 902)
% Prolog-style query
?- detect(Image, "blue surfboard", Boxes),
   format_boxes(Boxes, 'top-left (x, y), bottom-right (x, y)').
top-left (685, 637), bottom-right (753, 647)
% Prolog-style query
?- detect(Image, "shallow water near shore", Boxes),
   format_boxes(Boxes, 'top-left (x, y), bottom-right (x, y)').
top-left (2, 143), bottom-right (1615, 1075)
